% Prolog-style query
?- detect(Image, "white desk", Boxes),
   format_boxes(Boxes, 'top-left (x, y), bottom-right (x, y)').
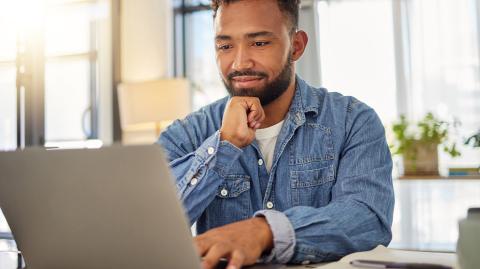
top-left (0, 246), bottom-right (458, 269)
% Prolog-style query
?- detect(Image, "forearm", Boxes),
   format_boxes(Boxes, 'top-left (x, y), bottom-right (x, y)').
top-left (285, 193), bottom-right (393, 263)
top-left (159, 130), bottom-right (243, 224)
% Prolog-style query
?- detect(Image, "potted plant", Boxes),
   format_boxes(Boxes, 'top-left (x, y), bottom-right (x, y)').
top-left (391, 112), bottom-right (461, 176)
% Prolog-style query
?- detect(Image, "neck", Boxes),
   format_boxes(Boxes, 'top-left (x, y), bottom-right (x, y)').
top-left (260, 75), bottom-right (296, 128)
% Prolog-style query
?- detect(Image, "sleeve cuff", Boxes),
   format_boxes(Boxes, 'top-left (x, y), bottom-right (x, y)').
top-left (254, 210), bottom-right (296, 263)
top-left (193, 130), bottom-right (243, 175)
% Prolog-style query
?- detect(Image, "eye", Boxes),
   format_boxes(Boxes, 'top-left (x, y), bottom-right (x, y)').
top-left (217, 44), bottom-right (232, 51)
top-left (253, 41), bottom-right (270, 47)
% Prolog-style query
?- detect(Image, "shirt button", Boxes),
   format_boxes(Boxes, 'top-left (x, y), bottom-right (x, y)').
top-left (220, 189), bottom-right (228, 197)
top-left (190, 177), bottom-right (198, 186)
top-left (207, 147), bottom-right (215, 155)
top-left (258, 159), bottom-right (264, 166)
top-left (301, 260), bottom-right (310, 265)
top-left (266, 201), bottom-right (274, 209)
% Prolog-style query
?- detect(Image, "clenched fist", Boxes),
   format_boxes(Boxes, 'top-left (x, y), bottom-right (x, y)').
top-left (220, 97), bottom-right (266, 148)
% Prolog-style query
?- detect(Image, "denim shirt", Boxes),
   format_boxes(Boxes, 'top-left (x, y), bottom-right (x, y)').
top-left (157, 76), bottom-right (394, 264)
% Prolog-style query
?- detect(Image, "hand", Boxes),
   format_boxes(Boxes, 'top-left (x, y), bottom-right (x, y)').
top-left (195, 217), bottom-right (274, 269)
top-left (220, 97), bottom-right (266, 148)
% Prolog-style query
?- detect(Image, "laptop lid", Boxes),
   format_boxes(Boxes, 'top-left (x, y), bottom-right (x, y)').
top-left (0, 145), bottom-right (201, 269)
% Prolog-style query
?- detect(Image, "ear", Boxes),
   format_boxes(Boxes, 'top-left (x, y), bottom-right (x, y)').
top-left (291, 30), bottom-right (308, 61)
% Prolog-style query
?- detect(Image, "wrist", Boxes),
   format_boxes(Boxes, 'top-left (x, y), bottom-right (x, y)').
top-left (219, 128), bottom-right (245, 148)
top-left (253, 217), bottom-right (274, 252)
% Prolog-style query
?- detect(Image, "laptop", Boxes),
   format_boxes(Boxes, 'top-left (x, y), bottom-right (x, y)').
top-left (0, 145), bottom-right (284, 269)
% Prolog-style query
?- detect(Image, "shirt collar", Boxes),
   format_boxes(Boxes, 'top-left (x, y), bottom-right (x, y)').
top-left (289, 75), bottom-right (321, 117)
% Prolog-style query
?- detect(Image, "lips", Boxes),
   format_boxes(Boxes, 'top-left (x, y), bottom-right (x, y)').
top-left (231, 76), bottom-right (265, 88)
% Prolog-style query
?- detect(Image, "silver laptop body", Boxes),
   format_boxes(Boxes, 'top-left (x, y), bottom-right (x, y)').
top-left (0, 145), bottom-right (202, 269)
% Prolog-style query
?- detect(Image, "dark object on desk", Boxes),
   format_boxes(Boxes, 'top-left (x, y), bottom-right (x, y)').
top-left (214, 259), bottom-right (285, 269)
top-left (457, 207), bottom-right (480, 269)
top-left (244, 264), bottom-right (285, 269)
top-left (350, 259), bottom-right (452, 269)
top-left (467, 207), bottom-right (480, 214)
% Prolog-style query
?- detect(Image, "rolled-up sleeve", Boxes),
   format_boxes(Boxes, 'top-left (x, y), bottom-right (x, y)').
top-left (254, 210), bottom-right (296, 263)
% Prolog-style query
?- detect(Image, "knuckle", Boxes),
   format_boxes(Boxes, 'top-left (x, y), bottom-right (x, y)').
top-left (235, 251), bottom-right (245, 261)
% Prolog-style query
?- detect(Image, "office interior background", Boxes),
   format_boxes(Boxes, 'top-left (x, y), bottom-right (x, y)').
top-left (1, 0), bottom-right (480, 255)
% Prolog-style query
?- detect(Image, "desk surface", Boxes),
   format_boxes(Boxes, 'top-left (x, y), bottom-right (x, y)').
top-left (0, 247), bottom-right (458, 269)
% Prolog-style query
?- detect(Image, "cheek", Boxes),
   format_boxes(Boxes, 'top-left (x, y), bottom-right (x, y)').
top-left (255, 49), bottom-right (288, 75)
top-left (216, 55), bottom-right (231, 78)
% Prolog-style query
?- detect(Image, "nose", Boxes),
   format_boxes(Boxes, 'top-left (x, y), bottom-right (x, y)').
top-left (232, 45), bottom-right (254, 71)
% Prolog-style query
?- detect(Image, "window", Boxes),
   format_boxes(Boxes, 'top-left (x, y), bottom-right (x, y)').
top-left (0, 0), bottom-right (108, 149)
top-left (174, 1), bottom-right (226, 110)
top-left (401, 0), bottom-right (480, 168)
top-left (0, 8), bottom-right (17, 151)
top-left (184, 10), bottom-right (225, 110)
top-left (44, 1), bottom-right (100, 142)
top-left (316, 0), bottom-right (398, 126)
top-left (0, 0), bottom-right (111, 239)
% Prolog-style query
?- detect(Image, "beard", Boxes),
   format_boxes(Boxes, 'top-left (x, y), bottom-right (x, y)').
top-left (222, 55), bottom-right (293, 106)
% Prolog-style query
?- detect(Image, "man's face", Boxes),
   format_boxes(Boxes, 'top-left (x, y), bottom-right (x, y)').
top-left (214, 0), bottom-right (294, 106)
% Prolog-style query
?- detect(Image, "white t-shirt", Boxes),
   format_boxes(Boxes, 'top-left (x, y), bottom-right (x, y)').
top-left (255, 120), bottom-right (284, 173)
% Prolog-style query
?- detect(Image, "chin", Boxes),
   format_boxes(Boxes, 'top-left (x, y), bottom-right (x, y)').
top-left (234, 87), bottom-right (265, 97)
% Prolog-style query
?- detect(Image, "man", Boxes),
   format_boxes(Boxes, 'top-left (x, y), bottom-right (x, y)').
top-left (157, 0), bottom-right (394, 268)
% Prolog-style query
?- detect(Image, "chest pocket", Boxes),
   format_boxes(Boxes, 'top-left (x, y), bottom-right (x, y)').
top-left (288, 122), bottom-right (336, 207)
top-left (290, 165), bottom-right (335, 207)
top-left (206, 175), bottom-right (252, 228)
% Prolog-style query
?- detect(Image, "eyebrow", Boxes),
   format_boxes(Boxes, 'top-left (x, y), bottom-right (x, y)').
top-left (215, 31), bottom-right (276, 41)
top-left (246, 31), bottom-right (275, 39)
top-left (215, 35), bottom-right (232, 41)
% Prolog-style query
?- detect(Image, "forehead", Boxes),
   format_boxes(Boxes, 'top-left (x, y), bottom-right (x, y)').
top-left (214, 0), bottom-right (290, 37)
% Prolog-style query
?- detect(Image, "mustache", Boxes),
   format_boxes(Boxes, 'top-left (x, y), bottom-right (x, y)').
top-left (227, 70), bottom-right (268, 81)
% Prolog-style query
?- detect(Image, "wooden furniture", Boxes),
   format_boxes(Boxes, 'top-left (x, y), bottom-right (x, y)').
top-left (117, 79), bottom-right (191, 145)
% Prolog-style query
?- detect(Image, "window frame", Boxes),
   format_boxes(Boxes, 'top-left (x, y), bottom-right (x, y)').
top-left (13, 0), bottom-right (101, 148)
top-left (173, 1), bottom-right (211, 78)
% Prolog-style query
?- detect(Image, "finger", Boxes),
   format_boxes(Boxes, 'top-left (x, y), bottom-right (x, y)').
top-left (245, 98), bottom-right (261, 114)
top-left (256, 106), bottom-right (266, 123)
top-left (244, 98), bottom-right (264, 128)
top-left (251, 103), bottom-right (265, 125)
top-left (247, 110), bottom-right (257, 123)
top-left (227, 250), bottom-right (245, 269)
top-left (194, 236), bottom-right (212, 257)
top-left (202, 243), bottom-right (232, 269)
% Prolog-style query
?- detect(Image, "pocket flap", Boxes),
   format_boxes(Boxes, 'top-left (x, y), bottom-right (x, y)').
top-left (216, 175), bottom-right (251, 198)
top-left (291, 165), bottom-right (335, 188)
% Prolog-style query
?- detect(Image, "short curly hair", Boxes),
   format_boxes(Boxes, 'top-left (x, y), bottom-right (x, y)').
top-left (211, 0), bottom-right (301, 32)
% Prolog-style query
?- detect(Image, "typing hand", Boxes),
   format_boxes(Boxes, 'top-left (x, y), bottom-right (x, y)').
top-left (220, 96), bottom-right (266, 148)
top-left (195, 217), bottom-right (273, 269)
